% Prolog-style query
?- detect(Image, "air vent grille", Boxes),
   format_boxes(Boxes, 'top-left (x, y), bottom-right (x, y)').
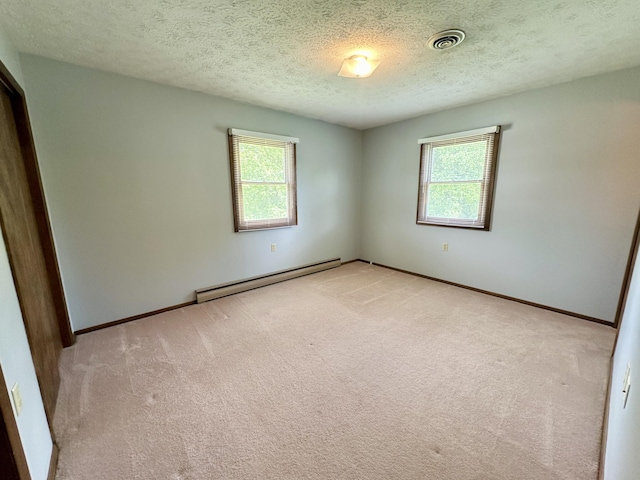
top-left (428, 29), bottom-right (466, 50)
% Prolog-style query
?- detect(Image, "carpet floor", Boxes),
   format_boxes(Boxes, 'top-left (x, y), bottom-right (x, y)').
top-left (53, 263), bottom-right (614, 479)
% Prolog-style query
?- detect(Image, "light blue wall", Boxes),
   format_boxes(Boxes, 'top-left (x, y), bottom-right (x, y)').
top-left (604, 236), bottom-right (640, 480)
top-left (0, 25), bottom-right (23, 86)
top-left (20, 54), bottom-right (640, 326)
top-left (360, 68), bottom-right (640, 322)
top-left (8, 30), bottom-right (640, 480)
top-left (21, 55), bottom-right (363, 331)
top-left (0, 26), bottom-right (53, 480)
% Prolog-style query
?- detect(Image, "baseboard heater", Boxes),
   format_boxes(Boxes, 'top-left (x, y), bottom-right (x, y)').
top-left (195, 258), bottom-right (342, 304)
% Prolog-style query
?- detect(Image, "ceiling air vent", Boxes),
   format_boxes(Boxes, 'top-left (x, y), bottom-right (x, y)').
top-left (427, 29), bottom-right (466, 50)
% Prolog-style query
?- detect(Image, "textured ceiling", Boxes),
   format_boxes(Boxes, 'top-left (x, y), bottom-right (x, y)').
top-left (1, 0), bottom-right (640, 129)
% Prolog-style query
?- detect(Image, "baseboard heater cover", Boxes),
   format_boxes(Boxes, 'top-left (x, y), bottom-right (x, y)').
top-left (196, 258), bottom-right (341, 303)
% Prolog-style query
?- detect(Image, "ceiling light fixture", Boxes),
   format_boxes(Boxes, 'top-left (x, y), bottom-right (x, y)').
top-left (338, 55), bottom-right (380, 78)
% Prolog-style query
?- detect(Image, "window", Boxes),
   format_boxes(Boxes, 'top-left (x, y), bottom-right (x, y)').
top-left (416, 126), bottom-right (500, 230)
top-left (228, 128), bottom-right (298, 232)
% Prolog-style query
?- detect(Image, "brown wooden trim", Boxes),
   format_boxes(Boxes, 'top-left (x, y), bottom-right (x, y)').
top-left (415, 222), bottom-right (491, 231)
top-left (84, 257), bottom-right (348, 334)
top-left (13, 97), bottom-right (74, 347)
top-left (340, 259), bottom-right (361, 265)
top-left (483, 128), bottom-right (501, 231)
top-left (0, 61), bottom-right (74, 348)
top-left (227, 132), bottom-right (240, 233)
top-left (291, 142), bottom-right (298, 227)
top-left (47, 443), bottom-right (58, 480)
top-left (598, 357), bottom-right (613, 480)
top-left (0, 61), bottom-right (24, 98)
top-left (0, 366), bottom-right (31, 480)
top-left (415, 143), bottom-right (426, 225)
top-left (75, 300), bottom-right (196, 335)
top-left (612, 205), bottom-right (640, 353)
top-left (361, 260), bottom-right (613, 326)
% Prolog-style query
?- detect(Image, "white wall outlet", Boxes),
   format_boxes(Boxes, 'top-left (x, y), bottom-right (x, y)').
top-left (11, 383), bottom-right (23, 416)
top-left (623, 363), bottom-right (631, 408)
top-left (442, 243), bottom-right (449, 251)
top-left (271, 243), bottom-right (277, 252)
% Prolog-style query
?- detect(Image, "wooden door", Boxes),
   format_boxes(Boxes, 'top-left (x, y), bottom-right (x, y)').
top-left (0, 79), bottom-right (63, 421)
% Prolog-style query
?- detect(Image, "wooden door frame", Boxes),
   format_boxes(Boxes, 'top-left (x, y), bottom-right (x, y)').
top-left (0, 57), bottom-right (69, 479)
top-left (0, 366), bottom-right (30, 480)
top-left (0, 363), bottom-right (59, 480)
top-left (0, 60), bottom-right (74, 348)
top-left (613, 205), bottom-right (640, 338)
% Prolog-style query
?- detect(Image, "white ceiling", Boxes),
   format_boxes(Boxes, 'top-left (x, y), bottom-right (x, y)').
top-left (1, 0), bottom-right (640, 129)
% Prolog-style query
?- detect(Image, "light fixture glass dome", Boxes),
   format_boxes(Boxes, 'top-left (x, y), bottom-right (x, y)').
top-left (338, 55), bottom-right (380, 78)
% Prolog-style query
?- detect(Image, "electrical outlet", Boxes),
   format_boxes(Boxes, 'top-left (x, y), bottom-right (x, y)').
top-left (442, 243), bottom-right (449, 251)
top-left (271, 243), bottom-right (277, 252)
top-left (11, 383), bottom-right (23, 416)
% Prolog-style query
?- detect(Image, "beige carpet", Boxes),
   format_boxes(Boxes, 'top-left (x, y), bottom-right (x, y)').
top-left (53, 263), bottom-right (614, 479)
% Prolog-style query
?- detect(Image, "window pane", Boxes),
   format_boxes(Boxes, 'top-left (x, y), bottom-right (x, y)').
top-left (430, 141), bottom-right (486, 182)
top-left (242, 184), bottom-right (288, 221)
top-left (427, 183), bottom-right (481, 220)
top-left (239, 143), bottom-right (286, 182)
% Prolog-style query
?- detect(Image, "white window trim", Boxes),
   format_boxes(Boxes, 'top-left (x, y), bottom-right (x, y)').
top-left (418, 126), bottom-right (499, 145)
top-left (229, 128), bottom-right (299, 144)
